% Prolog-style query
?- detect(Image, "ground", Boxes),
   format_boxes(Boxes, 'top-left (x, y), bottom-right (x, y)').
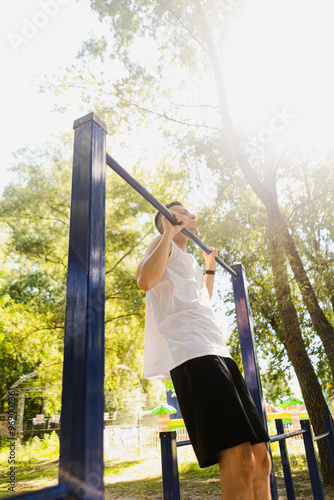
top-left (1, 441), bottom-right (334, 499)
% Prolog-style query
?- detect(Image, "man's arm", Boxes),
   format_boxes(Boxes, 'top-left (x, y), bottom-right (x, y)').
top-left (203, 248), bottom-right (218, 299)
top-left (136, 211), bottom-right (186, 291)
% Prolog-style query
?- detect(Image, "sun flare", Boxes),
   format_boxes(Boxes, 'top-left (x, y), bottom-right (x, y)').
top-left (225, 0), bottom-right (334, 148)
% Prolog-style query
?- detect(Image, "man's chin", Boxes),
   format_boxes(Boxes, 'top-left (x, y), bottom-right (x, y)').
top-left (186, 223), bottom-right (197, 233)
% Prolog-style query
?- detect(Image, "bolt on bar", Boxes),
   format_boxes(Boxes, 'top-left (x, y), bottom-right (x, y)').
top-left (106, 153), bottom-right (237, 277)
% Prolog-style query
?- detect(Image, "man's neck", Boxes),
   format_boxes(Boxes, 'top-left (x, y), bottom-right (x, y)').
top-left (173, 232), bottom-right (188, 252)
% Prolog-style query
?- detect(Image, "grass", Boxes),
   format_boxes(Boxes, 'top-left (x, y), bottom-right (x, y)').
top-left (1, 433), bottom-right (334, 499)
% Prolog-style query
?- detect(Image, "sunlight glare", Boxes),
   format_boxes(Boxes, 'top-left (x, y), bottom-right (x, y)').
top-left (225, 0), bottom-right (334, 148)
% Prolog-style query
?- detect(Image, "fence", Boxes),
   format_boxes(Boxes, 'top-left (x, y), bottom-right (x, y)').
top-left (104, 425), bottom-right (160, 459)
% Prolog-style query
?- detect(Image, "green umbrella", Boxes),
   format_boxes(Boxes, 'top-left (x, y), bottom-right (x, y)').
top-left (151, 403), bottom-right (177, 415)
top-left (279, 395), bottom-right (304, 406)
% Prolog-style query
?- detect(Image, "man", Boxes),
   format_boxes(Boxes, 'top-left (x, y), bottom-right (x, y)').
top-left (136, 201), bottom-right (271, 500)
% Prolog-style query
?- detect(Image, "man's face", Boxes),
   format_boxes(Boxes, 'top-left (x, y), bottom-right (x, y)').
top-left (172, 205), bottom-right (197, 233)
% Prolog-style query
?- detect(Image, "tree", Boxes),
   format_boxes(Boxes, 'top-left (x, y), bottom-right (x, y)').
top-left (40, 0), bottom-right (334, 482)
top-left (0, 136), bottom-right (192, 419)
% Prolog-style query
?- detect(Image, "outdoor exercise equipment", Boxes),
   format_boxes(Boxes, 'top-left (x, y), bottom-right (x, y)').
top-left (2, 112), bottom-right (334, 500)
top-left (105, 153), bottom-right (237, 278)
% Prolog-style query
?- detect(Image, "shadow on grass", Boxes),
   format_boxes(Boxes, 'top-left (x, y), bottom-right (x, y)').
top-left (105, 474), bottom-right (223, 500)
top-left (0, 459), bottom-right (59, 497)
top-left (106, 476), bottom-right (163, 499)
top-left (180, 461), bottom-right (219, 478)
top-left (105, 459), bottom-right (146, 476)
top-left (105, 461), bottom-right (222, 500)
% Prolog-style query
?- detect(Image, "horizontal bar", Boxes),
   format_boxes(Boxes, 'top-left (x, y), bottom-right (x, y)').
top-left (106, 154), bottom-right (237, 277)
top-left (176, 440), bottom-right (191, 447)
top-left (270, 428), bottom-right (307, 443)
top-left (314, 431), bottom-right (330, 442)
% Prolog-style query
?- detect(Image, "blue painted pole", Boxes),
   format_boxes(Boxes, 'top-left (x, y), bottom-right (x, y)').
top-left (160, 432), bottom-right (180, 500)
top-left (231, 265), bottom-right (267, 423)
top-left (300, 420), bottom-right (325, 500)
top-left (59, 112), bottom-right (107, 499)
top-left (324, 416), bottom-right (334, 471)
top-left (231, 264), bottom-right (278, 500)
top-left (275, 419), bottom-right (296, 500)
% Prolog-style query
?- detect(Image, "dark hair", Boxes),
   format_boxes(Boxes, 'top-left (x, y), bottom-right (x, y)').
top-left (154, 201), bottom-right (183, 234)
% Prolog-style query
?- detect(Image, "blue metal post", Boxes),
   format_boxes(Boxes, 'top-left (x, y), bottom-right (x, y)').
top-left (160, 431), bottom-right (180, 500)
top-left (324, 416), bottom-right (334, 471)
top-left (59, 112), bottom-right (107, 499)
top-left (232, 264), bottom-right (278, 500)
top-left (300, 420), bottom-right (325, 500)
top-left (275, 419), bottom-right (296, 500)
top-left (166, 389), bottom-right (182, 420)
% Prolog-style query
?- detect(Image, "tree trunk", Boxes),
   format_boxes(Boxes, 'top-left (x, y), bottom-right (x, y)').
top-left (275, 207), bottom-right (334, 381)
top-left (267, 205), bottom-right (334, 485)
top-left (194, 1), bottom-right (334, 484)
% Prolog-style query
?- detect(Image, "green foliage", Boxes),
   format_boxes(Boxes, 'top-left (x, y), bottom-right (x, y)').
top-left (0, 432), bottom-right (59, 463)
top-left (31, 0), bottom-right (334, 419)
top-left (0, 134), bottom-right (191, 421)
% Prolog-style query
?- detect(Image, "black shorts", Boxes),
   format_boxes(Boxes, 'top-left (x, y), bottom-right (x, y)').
top-left (170, 355), bottom-right (269, 468)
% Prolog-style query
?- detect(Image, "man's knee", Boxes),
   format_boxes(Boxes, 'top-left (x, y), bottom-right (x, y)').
top-left (218, 442), bottom-right (255, 478)
top-left (253, 443), bottom-right (271, 476)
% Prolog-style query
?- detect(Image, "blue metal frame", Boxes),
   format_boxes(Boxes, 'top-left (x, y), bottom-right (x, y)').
top-left (275, 419), bottom-right (296, 500)
top-left (231, 264), bottom-right (278, 500)
top-left (160, 432), bottom-right (181, 500)
top-left (58, 113), bottom-right (107, 499)
top-left (231, 265), bottom-right (266, 422)
top-left (300, 420), bottom-right (325, 500)
top-left (160, 416), bottom-right (334, 500)
top-left (324, 416), bottom-right (334, 470)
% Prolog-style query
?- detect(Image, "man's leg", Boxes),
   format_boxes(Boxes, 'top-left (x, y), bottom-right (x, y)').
top-left (217, 442), bottom-right (255, 500)
top-left (252, 442), bottom-right (271, 500)
top-left (217, 442), bottom-right (271, 500)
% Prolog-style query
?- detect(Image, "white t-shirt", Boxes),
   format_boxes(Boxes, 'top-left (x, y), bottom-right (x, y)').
top-left (144, 240), bottom-right (231, 380)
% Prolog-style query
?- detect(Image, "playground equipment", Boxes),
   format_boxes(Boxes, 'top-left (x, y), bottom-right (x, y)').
top-left (2, 112), bottom-right (334, 499)
top-left (160, 417), bottom-right (334, 500)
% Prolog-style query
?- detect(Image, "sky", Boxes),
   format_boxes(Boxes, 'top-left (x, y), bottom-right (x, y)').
top-left (1, 0), bottom-right (106, 194)
top-left (2, 0), bottom-right (334, 196)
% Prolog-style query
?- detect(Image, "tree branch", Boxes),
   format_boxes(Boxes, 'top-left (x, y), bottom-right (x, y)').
top-left (193, 0), bottom-right (270, 206)
top-left (156, 0), bottom-right (209, 55)
top-left (105, 312), bottom-right (143, 323)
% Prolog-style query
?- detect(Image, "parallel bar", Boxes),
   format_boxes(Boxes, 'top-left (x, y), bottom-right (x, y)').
top-left (106, 153), bottom-right (237, 277)
top-left (275, 419), bottom-right (296, 500)
top-left (270, 429), bottom-right (307, 442)
top-left (300, 420), bottom-right (325, 500)
top-left (160, 432), bottom-right (180, 500)
top-left (314, 431), bottom-right (330, 442)
top-left (176, 440), bottom-right (191, 447)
